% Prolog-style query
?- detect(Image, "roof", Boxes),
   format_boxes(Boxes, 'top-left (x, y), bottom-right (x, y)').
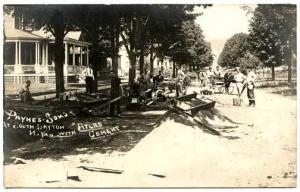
top-left (4, 28), bottom-right (45, 40)
top-left (5, 29), bottom-right (91, 46)
top-left (4, 12), bottom-right (90, 46)
top-left (64, 37), bottom-right (91, 46)
top-left (66, 31), bottom-right (81, 40)
top-left (32, 30), bottom-right (91, 46)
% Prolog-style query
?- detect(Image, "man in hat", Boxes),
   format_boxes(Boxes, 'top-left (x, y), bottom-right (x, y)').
top-left (245, 68), bottom-right (257, 106)
top-left (82, 64), bottom-right (94, 94)
top-left (155, 70), bottom-right (164, 84)
top-left (19, 80), bottom-right (33, 104)
top-left (206, 66), bottom-right (215, 87)
top-left (240, 68), bottom-right (257, 106)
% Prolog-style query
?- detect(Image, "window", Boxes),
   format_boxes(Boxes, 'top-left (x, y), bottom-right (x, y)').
top-left (48, 43), bottom-right (55, 65)
top-left (39, 43), bottom-right (43, 64)
top-left (4, 42), bottom-right (16, 65)
top-left (68, 44), bottom-right (73, 65)
top-left (74, 45), bottom-right (80, 66)
top-left (21, 42), bottom-right (35, 65)
top-left (82, 47), bottom-right (87, 66)
top-left (14, 12), bottom-right (22, 30)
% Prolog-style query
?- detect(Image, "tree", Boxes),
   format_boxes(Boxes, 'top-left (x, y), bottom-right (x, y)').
top-left (6, 5), bottom-right (78, 97)
top-left (30, 5), bottom-right (122, 96)
top-left (237, 52), bottom-right (263, 69)
top-left (144, 5), bottom-right (199, 74)
top-left (120, 5), bottom-right (151, 86)
top-left (218, 33), bottom-right (250, 68)
top-left (179, 20), bottom-right (213, 70)
top-left (120, 5), bottom-right (199, 85)
top-left (72, 5), bottom-right (112, 92)
top-left (248, 4), bottom-right (296, 81)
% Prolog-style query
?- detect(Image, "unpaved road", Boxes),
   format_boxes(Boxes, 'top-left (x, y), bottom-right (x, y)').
top-left (4, 88), bottom-right (297, 188)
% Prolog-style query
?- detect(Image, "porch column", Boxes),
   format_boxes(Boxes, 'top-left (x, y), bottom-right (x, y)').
top-left (87, 47), bottom-right (89, 65)
top-left (40, 43), bottom-right (44, 79)
top-left (19, 41), bottom-right (21, 65)
top-left (64, 42), bottom-right (68, 83)
top-left (19, 41), bottom-right (22, 84)
top-left (72, 44), bottom-right (75, 66)
top-left (15, 41), bottom-right (18, 64)
top-left (35, 42), bottom-right (39, 65)
top-left (40, 43), bottom-right (43, 64)
top-left (64, 42), bottom-right (68, 65)
top-left (35, 42), bottom-right (39, 83)
top-left (80, 46), bottom-right (83, 67)
top-left (45, 43), bottom-right (48, 83)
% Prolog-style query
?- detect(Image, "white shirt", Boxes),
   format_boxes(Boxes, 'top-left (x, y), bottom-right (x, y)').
top-left (206, 70), bottom-right (214, 78)
top-left (235, 72), bottom-right (245, 83)
top-left (247, 71), bottom-right (256, 89)
top-left (214, 69), bottom-right (221, 77)
top-left (247, 71), bottom-right (256, 82)
top-left (82, 67), bottom-right (94, 79)
top-left (177, 69), bottom-right (185, 79)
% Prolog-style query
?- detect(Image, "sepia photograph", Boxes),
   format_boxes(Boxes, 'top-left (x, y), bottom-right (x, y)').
top-left (1, 1), bottom-right (298, 188)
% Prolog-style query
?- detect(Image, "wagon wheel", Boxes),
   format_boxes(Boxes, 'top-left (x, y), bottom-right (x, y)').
top-left (227, 84), bottom-right (235, 94)
top-left (218, 86), bottom-right (225, 94)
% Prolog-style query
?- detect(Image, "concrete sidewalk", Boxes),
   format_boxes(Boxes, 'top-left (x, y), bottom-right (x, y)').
top-left (32, 82), bottom-right (128, 101)
top-left (6, 79), bottom-right (128, 101)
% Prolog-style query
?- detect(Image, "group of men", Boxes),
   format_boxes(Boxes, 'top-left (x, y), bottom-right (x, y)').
top-left (81, 65), bottom-right (122, 116)
top-left (81, 65), bottom-right (256, 107)
top-left (198, 66), bottom-right (222, 87)
top-left (18, 64), bottom-right (256, 113)
top-left (202, 66), bottom-right (256, 107)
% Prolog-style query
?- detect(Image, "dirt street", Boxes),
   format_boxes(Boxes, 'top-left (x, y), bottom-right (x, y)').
top-left (4, 88), bottom-right (297, 187)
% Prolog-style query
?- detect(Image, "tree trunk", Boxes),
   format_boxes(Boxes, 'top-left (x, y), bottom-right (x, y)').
top-left (112, 54), bottom-right (119, 75)
top-left (111, 24), bottom-right (120, 98)
top-left (92, 63), bottom-right (98, 93)
top-left (139, 49), bottom-right (144, 76)
top-left (286, 49), bottom-right (292, 83)
top-left (150, 50), bottom-right (154, 75)
top-left (271, 66), bottom-right (275, 81)
top-left (53, 12), bottom-right (65, 98)
top-left (128, 54), bottom-right (136, 86)
top-left (90, 48), bottom-right (99, 92)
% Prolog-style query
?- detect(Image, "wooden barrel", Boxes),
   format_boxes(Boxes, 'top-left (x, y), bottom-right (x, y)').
top-left (233, 98), bottom-right (242, 106)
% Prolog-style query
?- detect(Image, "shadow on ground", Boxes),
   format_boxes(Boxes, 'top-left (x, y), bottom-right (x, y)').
top-left (4, 112), bottom-right (161, 164)
top-left (153, 108), bottom-right (244, 140)
top-left (4, 103), bottom-right (249, 164)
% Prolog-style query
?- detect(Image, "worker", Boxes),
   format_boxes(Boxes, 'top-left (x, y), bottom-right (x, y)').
top-left (155, 70), bottom-right (164, 84)
top-left (82, 64), bottom-right (94, 94)
top-left (206, 66), bottom-right (215, 87)
top-left (19, 80), bottom-right (33, 104)
top-left (245, 68), bottom-right (257, 106)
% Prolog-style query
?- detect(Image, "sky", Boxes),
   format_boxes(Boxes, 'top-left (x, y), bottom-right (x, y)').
top-left (195, 4), bottom-right (256, 41)
top-left (194, 4), bottom-right (256, 65)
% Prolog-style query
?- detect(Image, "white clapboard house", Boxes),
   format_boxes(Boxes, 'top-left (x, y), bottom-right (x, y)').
top-left (3, 11), bottom-right (91, 84)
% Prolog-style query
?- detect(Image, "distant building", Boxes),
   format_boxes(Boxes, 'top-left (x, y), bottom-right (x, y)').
top-left (118, 45), bottom-right (173, 78)
top-left (3, 11), bottom-right (91, 84)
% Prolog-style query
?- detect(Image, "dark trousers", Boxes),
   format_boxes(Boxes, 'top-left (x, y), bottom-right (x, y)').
top-left (110, 98), bottom-right (121, 115)
top-left (247, 88), bottom-right (255, 105)
top-left (21, 91), bottom-right (32, 104)
top-left (85, 77), bottom-right (93, 94)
